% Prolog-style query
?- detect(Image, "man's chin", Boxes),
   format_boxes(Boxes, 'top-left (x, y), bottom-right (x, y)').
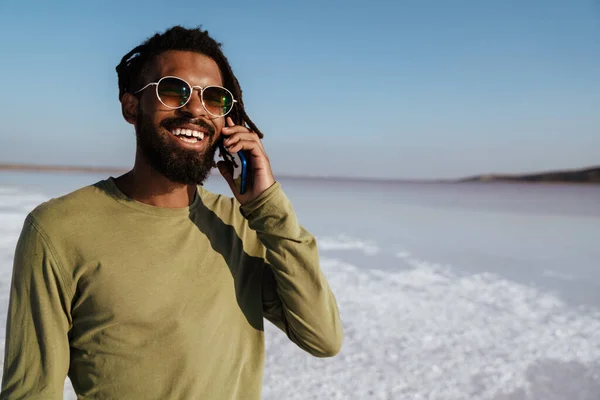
top-left (158, 163), bottom-right (213, 185)
top-left (154, 146), bottom-right (217, 185)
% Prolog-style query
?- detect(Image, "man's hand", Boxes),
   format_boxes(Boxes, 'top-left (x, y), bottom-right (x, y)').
top-left (217, 117), bottom-right (275, 205)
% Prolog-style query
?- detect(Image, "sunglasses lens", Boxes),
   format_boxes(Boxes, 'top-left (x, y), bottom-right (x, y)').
top-left (203, 87), bottom-right (234, 116)
top-left (157, 77), bottom-right (190, 108)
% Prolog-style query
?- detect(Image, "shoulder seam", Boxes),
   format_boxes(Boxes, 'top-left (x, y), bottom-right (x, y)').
top-left (26, 214), bottom-right (76, 302)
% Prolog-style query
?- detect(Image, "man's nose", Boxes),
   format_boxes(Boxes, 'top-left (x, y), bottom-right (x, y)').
top-left (178, 89), bottom-right (206, 118)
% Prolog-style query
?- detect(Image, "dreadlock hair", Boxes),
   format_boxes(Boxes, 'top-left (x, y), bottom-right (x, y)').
top-left (115, 25), bottom-right (263, 138)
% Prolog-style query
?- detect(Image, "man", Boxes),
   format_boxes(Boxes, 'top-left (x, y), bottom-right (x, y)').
top-left (1, 25), bottom-right (343, 399)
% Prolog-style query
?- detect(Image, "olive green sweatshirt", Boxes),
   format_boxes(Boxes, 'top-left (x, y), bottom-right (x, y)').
top-left (1, 178), bottom-right (343, 399)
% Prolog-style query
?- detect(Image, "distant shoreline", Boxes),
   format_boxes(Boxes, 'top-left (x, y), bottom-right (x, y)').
top-left (1, 163), bottom-right (599, 184)
top-left (458, 165), bottom-right (600, 184)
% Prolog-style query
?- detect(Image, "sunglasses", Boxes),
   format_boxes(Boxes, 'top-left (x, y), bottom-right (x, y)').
top-left (134, 76), bottom-right (237, 117)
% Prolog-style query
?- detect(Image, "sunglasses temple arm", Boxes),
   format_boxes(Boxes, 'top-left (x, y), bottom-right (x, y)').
top-left (134, 82), bottom-right (158, 94)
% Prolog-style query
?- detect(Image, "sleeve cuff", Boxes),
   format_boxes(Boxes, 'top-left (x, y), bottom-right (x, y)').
top-left (239, 181), bottom-right (283, 219)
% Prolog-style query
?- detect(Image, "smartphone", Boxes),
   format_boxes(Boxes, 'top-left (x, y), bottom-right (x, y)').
top-left (218, 138), bottom-right (248, 194)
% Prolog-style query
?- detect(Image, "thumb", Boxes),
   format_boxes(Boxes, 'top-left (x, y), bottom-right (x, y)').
top-left (217, 160), bottom-right (238, 194)
top-left (217, 160), bottom-right (233, 180)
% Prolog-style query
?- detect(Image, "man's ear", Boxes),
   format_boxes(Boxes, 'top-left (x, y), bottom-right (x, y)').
top-left (121, 93), bottom-right (139, 125)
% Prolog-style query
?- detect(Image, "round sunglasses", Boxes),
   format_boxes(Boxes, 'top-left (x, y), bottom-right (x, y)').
top-left (134, 76), bottom-right (237, 117)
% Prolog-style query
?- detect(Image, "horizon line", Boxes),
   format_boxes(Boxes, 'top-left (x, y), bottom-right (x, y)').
top-left (1, 162), bottom-right (598, 184)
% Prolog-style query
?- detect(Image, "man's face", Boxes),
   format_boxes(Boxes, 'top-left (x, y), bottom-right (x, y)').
top-left (133, 50), bottom-right (226, 185)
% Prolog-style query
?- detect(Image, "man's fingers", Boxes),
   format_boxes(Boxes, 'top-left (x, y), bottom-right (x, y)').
top-left (220, 120), bottom-right (266, 151)
top-left (223, 132), bottom-right (257, 147)
top-left (225, 137), bottom-right (265, 155)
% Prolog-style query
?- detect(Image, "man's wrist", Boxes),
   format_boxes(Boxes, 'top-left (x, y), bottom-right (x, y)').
top-left (239, 181), bottom-right (281, 219)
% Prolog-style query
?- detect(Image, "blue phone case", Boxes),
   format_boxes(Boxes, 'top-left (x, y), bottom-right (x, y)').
top-left (237, 151), bottom-right (248, 194)
top-left (219, 139), bottom-right (248, 194)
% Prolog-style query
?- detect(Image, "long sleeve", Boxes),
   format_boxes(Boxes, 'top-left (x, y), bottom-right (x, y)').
top-left (240, 183), bottom-right (343, 357)
top-left (1, 216), bottom-right (72, 400)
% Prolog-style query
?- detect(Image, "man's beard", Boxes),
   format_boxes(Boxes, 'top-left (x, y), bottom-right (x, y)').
top-left (135, 112), bottom-right (217, 185)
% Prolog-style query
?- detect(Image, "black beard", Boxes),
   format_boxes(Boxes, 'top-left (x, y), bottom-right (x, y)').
top-left (135, 112), bottom-right (217, 185)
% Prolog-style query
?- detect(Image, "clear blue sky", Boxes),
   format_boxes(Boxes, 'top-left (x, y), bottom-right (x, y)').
top-left (1, 0), bottom-right (598, 179)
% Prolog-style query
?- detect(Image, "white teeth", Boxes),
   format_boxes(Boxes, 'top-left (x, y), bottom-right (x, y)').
top-left (179, 137), bottom-right (198, 143)
top-left (171, 128), bottom-right (204, 140)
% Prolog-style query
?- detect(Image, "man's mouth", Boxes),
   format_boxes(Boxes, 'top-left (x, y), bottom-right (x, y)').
top-left (161, 118), bottom-right (215, 147)
top-left (170, 127), bottom-right (205, 144)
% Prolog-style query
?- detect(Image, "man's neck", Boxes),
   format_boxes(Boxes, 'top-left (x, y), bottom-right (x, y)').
top-left (114, 160), bottom-right (197, 209)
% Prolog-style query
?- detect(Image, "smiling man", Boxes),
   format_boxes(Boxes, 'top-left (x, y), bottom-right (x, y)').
top-left (1, 26), bottom-right (343, 399)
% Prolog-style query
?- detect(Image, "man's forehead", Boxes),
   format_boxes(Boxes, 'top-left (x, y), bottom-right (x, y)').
top-left (152, 50), bottom-right (222, 81)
